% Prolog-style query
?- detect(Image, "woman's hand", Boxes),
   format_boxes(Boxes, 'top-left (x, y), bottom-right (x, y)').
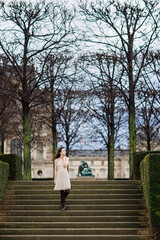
top-left (63, 157), bottom-right (69, 168)
top-left (63, 162), bottom-right (67, 168)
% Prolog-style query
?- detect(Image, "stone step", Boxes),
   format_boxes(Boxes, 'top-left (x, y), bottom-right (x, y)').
top-left (0, 215), bottom-right (148, 222)
top-left (4, 189), bottom-right (143, 194)
top-left (0, 221), bottom-right (149, 228)
top-left (0, 227), bottom-right (151, 235)
top-left (0, 180), bottom-right (152, 240)
top-left (7, 180), bottom-right (142, 185)
top-left (0, 209), bottom-right (147, 216)
top-left (2, 194), bottom-right (144, 200)
top-left (0, 234), bottom-right (153, 240)
top-left (6, 184), bottom-right (142, 190)
top-left (0, 204), bottom-right (147, 211)
top-left (0, 199), bottom-right (146, 205)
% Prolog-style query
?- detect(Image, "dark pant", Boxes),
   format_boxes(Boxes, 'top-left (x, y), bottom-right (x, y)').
top-left (60, 189), bottom-right (70, 205)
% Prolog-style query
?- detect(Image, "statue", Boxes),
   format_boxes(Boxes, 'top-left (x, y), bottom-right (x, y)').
top-left (78, 160), bottom-right (95, 177)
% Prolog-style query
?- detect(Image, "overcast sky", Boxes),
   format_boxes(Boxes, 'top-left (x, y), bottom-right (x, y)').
top-left (1, 0), bottom-right (159, 151)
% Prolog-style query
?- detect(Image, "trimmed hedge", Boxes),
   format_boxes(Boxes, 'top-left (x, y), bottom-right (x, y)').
top-left (140, 154), bottom-right (160, 240)
top-left (0, 160), bottom-right (9, 197)
top-left (0, 154), bottom-right (22, 180)
top-left (134, 151), bottom-right (160, 180)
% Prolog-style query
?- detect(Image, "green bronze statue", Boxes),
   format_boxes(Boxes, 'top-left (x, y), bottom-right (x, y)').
top-left (78, 160), bottom-right (95, 177)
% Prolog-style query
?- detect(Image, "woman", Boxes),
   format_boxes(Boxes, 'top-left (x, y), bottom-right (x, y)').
top-left (53, 147), bottom-right (71, 211)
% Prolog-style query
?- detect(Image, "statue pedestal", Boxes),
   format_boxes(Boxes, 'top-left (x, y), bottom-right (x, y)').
top-left (76, 176), bottom-right (95, 180)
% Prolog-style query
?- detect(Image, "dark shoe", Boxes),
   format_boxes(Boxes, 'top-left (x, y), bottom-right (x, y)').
top-left (61, 203), bottom-right (66, 211)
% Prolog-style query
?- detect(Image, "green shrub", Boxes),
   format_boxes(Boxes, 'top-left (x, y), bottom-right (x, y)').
top-left (134, 151), bottom-right (160, 180)
top-left (140, 154), bottom-right (160, 239)
top-left (0, 154), bottom-right (22, 180)
top-left (0, 160), bottom-right (9, 197)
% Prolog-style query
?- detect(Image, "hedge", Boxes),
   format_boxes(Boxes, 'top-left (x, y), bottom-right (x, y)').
top-left (0, 154), bottom-right (22, 180)
top-left (134, 151), bottom-right (160, 180)
top-left (0, 160), bottom-right (9, 197)
top-left (140, 154), bottom-right (160, 240)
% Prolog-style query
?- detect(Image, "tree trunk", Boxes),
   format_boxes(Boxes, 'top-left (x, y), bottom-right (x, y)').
top-left (129, 104), bottom-right (136, 180)
top-left (1, 139), bottom-right (4, 154)
top-left (52, 127), bottom-right (57, 156)
top-left (108, 124), bottom-right (115, 180)
top-left (146, 122), bottom-right (151, 151)
top-left (21, 29), bottom-right (31, 180)
top-left (22, 103), bottom-right (31, 180)
top-left (147, 136), bottom-right (151, 151)
top-left (52, 121), bottom-right (57, 180)
top-left (108, 79), bottom-right (115, 180)
top-left (51, 82), bottom-right (57, 179)
top-left (108, 126), bottom-right (114, 180)
top-left (0, 135), bottom-right (4, 154)
top-left (66, 141), bottom-right (69, 157)
top-left (65, 127), bottom-right (70, 157)
top-left (128, 37), bottom-right (136, 180)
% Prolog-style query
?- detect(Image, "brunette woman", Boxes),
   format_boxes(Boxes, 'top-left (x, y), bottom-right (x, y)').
top-left (53, 147), bottom-right (71, 211)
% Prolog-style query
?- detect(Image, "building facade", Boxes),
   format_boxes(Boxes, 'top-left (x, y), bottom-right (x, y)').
top-left (4, 137), bottom-right (130, 179)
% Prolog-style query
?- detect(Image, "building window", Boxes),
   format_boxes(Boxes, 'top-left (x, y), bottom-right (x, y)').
top-left (37, 170), bottom-right (43, 177)
top-left (101, 161), bottom-right (104, 165)
top-left (37, 143), bottom-right (43, 160)
top-left (100, 169), bottom-right (105, 178)
top-left (10, 138), bottom-right (22, 156)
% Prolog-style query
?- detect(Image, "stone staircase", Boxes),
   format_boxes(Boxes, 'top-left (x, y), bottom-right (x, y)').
top-left (0, 180), bottom-right (153, 240)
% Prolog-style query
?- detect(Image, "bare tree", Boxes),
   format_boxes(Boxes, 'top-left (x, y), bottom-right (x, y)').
top-left (79, 53), bottom-right (125, 179)
top-left (0, 56), bottom-right (21, 153)
top-left (136, 86), bottom-right (159, 151)
top-left (0, 94), bottom-right (14, 153)
top-left (58, 88), bottom-right (89, 156)
top-left (0, 0), bottom-right (75, 179)
top-left (79, 0), bottom-right (160, 179)
top-left (141, 50), bottom-right (160, 124)
top-left (38, 54), bottom-right (77, 160)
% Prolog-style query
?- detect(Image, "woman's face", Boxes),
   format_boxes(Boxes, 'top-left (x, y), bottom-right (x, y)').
top-left (60, 148), bottom-right (66, 156)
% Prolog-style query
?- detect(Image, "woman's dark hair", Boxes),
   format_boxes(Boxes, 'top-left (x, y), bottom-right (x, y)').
top-left (53, 146), bottom-right (64, 161)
